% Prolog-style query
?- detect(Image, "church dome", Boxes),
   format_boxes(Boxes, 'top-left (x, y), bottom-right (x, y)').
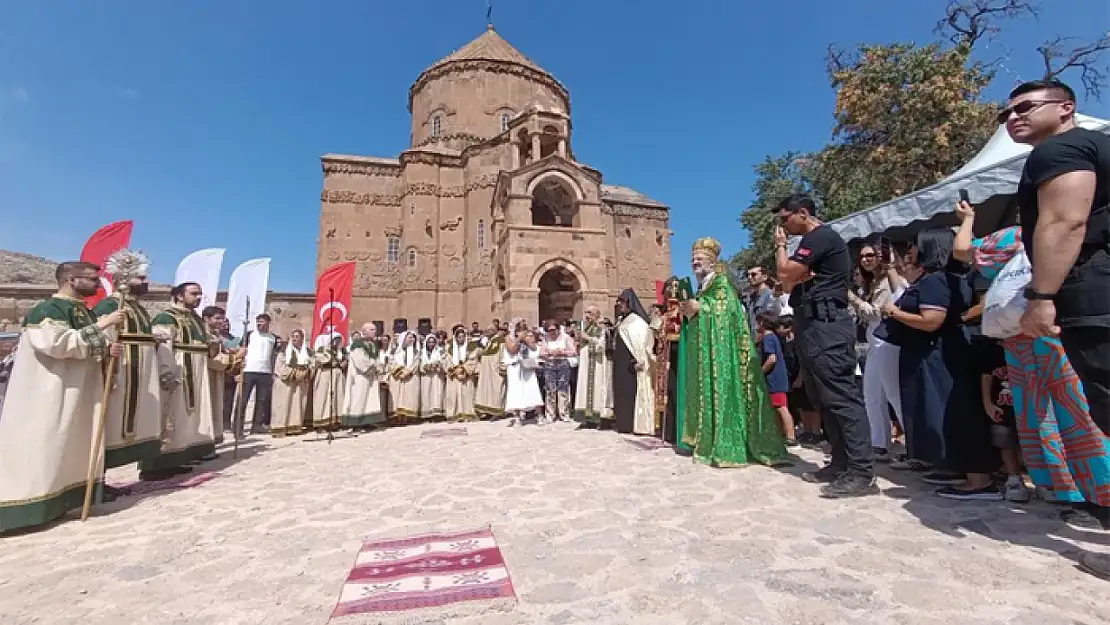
top-left (408, 26), bottom-right (570, 148)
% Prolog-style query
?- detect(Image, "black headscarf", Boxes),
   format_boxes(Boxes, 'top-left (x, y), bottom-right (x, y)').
top-left (617, 288), bottom-right (649, 322)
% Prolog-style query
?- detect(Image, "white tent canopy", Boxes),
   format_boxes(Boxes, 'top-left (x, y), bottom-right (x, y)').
top-left (823, 113), bottom-right (1110, 245)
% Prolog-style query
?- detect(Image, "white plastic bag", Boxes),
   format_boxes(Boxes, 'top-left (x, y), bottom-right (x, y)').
top-left (982, 251), bottom-right (1031, 339)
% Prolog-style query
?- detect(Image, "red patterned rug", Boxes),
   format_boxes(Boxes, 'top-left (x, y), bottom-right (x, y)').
top-left (625, 436), bottom-right (672, 451)
top-left (419, 427), bottom-right (468, 439)
top-left (107, 471), bottom-right (221, 496)
top-left (331, 526), bottom-right (516, 622)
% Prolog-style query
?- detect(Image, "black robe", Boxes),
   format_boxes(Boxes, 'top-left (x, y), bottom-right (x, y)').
top-left (612, 328), bottom-right (638, 434)
top-left (661, 341), bottom-right (680, 444)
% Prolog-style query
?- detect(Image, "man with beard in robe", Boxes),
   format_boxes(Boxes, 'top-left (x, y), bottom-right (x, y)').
top-left (612, 289), bottom-right (656, 435)
top-left (139, 282), bottom-right (232, 480)
top-left (0, 262), bottom-right (124, 531)
top-left (574, 305), bottom-right (612, 429)
top-left (94, 252), bottom-right (165, 497)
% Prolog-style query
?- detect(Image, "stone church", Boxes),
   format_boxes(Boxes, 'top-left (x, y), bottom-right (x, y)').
top-left (317, 26), bottom-right (672, 328)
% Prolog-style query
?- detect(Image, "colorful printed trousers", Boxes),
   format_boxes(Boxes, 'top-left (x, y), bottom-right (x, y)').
top-left (1003, 335), bottom-right (1110, 506)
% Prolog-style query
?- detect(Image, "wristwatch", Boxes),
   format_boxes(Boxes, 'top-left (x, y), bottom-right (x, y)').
top-left (1023, 287), bottom-right (1056, 301)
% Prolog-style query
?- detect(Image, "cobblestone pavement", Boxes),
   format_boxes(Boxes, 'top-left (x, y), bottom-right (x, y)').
top-left (1, 421), bottom-right (1108, 625)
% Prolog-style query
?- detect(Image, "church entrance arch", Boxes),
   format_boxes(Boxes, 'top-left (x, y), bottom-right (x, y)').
top-left (533, 261), bottom-right (584, 324)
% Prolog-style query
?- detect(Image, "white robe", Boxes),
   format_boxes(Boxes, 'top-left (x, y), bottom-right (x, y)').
top-left (418, 346), bottom-right (446, 419)
top-left (444, 339), bottom-right (478, 421)
top-left (311, 347), bottom-right (346, 429)
top-left (342, 342), bottom-right (384, 427)
top-left (0, 295), bottom-right (110, 531)
top-left (273, 345), bottom-right (311, 436)
top-left (504, 343), bottom-right (543, 413)
top-left (617, 313), bottom-right (656, 435)
top-left (93, 297), bottom-right (163, 468)
top-left (142, 306), bottom-right (228, 471)
top-left (574, 324), bottom-right (613, 422)
top-left (474, 339), bottom-right (506, 418)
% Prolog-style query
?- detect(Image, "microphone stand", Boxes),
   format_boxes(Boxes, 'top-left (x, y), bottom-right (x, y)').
top-left (232, 297), bottom-right (251, 459)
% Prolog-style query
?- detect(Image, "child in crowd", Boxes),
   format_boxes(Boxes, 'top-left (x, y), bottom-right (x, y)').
top-left (775, 316), bottom-right (822, 447)
top-left (756, 313), bottom-right (797, 447)
top-left (980, 337), bottom-right (1032, 503)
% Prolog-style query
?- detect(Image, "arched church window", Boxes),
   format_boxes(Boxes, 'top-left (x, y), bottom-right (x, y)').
top-left (407, 247), bottom-right (418, 268)
top-left (477, 219), bottom-right (486, 250)
top-left (386, 236), bottom-right (400, 264)
top-left (499, 112), bottom-right (511, 133)
top-left (431, 115), bottom-right (442, 138)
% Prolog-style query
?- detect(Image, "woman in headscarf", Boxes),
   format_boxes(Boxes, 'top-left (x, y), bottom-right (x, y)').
top-left (272, 328), bottom-right (312, 437)
top-left (391, 332), bottom-right (421, 423)
top-left (613, 289), bottom-right (656, 435)
top-left (311, 333), bottom-right (347, 432)
top-left (503, 318), bottom-right (543, 426)
top-left (418, 333), bottom-right (445, 420)
top-left (444, 324), bottom-right (479, 422)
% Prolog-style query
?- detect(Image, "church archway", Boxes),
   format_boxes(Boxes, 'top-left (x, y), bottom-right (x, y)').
top-left (536, 267), bottom-right (582, 324)
top-left (530, 174), bottom-right (580, 227)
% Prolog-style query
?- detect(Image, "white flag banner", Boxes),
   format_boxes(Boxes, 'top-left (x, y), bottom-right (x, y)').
top-left (174, 248), bottom-right (226, 310)
top-left (225, 258), bottom-right (271, 337)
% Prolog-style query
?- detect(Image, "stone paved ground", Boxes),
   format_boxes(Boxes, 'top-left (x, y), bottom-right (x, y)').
top-left (1, 421), bottom-right (1108, 625)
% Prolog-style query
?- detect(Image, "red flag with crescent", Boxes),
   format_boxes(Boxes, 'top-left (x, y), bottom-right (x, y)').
top-left (311, 262), bottom-right (356, 344)
top-left (79, 220), bottom-right (134, 307)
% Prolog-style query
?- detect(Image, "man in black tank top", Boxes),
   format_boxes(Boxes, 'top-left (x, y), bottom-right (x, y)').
top-left (774, 194), bottom-right (876, 498)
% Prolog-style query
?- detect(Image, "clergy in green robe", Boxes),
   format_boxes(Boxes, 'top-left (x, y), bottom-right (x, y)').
top-left (679, 237), bottom-right (789, 468)
top-left (0, 262), bottom-right (122, 531)
top-left (139, 282), bottom-right (231, 479)
top-left (93, 277), bottom-right (163, 470)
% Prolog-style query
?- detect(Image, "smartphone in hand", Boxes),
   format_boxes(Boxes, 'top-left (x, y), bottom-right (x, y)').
top-left (879, 235), bottom-right (893, 265)
top-left (959, 188), bottom-right (970, 204)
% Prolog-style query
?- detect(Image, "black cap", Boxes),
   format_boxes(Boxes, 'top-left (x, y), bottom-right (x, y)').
top-left (392, 318), bottom-right (408, 333)
top-left (417, 317), bottom-right (433, 335)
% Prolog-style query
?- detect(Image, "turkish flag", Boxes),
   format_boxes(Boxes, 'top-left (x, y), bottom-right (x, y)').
top-left (311, 262), bottom-right (356, 345)
top-left (79, 220), bottom-right (134, 307)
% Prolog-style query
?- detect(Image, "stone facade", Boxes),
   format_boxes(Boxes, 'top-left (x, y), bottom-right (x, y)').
top-left (317, 26), bottom-right (671, 328)
top-left (0, 284), bottom-right (315, 339)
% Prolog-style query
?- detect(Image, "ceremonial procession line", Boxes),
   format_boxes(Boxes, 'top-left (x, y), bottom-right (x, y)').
top-left (1, 420), bottom-right (1108, 625)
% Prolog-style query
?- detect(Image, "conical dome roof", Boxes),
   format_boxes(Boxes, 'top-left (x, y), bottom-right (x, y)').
top-left (409, 26), bottom-right (568, 111)
top-left (428, 25), bottom-right (547, 74)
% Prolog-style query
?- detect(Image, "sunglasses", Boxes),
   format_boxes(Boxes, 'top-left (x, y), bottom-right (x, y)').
top-left (859, 253), bottom-right (877, 259)
top-left (996, 99), bottom-right (1067, 125)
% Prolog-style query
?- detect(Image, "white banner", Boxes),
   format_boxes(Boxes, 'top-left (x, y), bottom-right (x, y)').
top-left (225, 258), bottom-right (271, 337)
top-left (173, 248), bottom-right (226, 311)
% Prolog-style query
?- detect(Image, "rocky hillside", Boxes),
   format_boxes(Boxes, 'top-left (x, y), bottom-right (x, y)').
top-left (0, 250), bottom-right (59, 284)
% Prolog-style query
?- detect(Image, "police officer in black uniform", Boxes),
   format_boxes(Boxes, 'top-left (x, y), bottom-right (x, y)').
top-left (773, 194), bottom-right (876, 498)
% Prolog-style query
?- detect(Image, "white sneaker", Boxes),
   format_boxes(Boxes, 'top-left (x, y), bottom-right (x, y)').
top-left (1004, 477), bottom-right (1032, 503)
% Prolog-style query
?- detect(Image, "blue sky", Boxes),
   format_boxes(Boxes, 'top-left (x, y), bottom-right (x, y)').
top-left (1, 1), bottom-right (1106, 291)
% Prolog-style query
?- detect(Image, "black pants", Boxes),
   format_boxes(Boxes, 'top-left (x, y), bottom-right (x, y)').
top-left (238, 372), bottom-right (273, 432)
top-left (222, 377), bottom-right (237, 431)
top-left (1060, 325), bottom-right (1110, 436)
top-left (796, 313), bottom-right (873, 478)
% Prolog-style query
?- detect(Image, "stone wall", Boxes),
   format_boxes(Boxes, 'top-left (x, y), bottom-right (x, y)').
top-left (0, 284), bottom-right (315, 338)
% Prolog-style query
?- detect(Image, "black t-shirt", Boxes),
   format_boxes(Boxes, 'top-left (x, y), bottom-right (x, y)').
top-left (873, 271), bottom-right (970, 348)
top-left (976, 338), bottom-right (1014, 420)
top-left (787, 225), bottom-right (852, 307)
top-left (1018, 127), bottom-right (1110, 327)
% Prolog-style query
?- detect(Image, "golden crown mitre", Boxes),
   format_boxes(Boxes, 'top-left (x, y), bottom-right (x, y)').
top-left (692, 237), bottom-right (722, 259)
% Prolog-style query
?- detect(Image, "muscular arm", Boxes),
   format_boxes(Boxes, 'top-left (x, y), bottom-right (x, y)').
top-left (775, 245), bottom-right (809, 292)
top-left (1030, 170), bottom-right (1096, 294)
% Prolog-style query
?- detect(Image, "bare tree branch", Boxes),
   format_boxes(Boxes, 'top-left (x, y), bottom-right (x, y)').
top-left (826, 44), bottom-right (851, 76)
top-left (935, 0), bottom-right (1039, 49)
top-left (1039, 34), bottom-right (1110, 101)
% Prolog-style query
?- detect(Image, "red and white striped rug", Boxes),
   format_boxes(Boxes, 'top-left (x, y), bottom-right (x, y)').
top-left (331, 526), bottom-right (516, 622)
top-left (107, 470), bottom-right (221, 496)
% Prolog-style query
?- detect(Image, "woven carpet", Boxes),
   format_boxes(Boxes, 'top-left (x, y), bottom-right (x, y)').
top-left (419, 427), bottom-right (468, 439)
top-left (331, 526), bottom-right (516, 623)
top-left (625, 436), bottom-right (672, 451)
top-left (108, 471), bottom-right (221, 496)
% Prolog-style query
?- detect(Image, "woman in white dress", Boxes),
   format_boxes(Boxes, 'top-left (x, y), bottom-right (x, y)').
top-left (391, 332), bottom-right (421, 423)
top-left (418, 334), bottom-right (446, 420)
top-left (272, 329), bottom-right (312, 437)
top-left (504, 319), bottom-right (544, 427)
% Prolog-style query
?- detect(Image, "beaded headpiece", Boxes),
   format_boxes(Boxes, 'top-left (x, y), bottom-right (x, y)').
top-left (692, 237), bottom-right (722, 260)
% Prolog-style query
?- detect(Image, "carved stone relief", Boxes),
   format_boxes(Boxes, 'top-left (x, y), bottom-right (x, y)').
top-left (322, 161), bottom-right (403, 178)
top-left (321, 189), bottom-right (403, 206)
top-left (439, 216), bottom-right (463, 231)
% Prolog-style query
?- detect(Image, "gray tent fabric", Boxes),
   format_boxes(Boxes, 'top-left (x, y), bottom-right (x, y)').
top-left (788, 116), bottom-right (1110, 248)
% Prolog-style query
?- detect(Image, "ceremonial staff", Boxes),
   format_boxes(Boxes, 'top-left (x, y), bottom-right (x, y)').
top-left (232, 296), bottom-right (251, 459)
top-left (82, 250), bottom-right (145, 521)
